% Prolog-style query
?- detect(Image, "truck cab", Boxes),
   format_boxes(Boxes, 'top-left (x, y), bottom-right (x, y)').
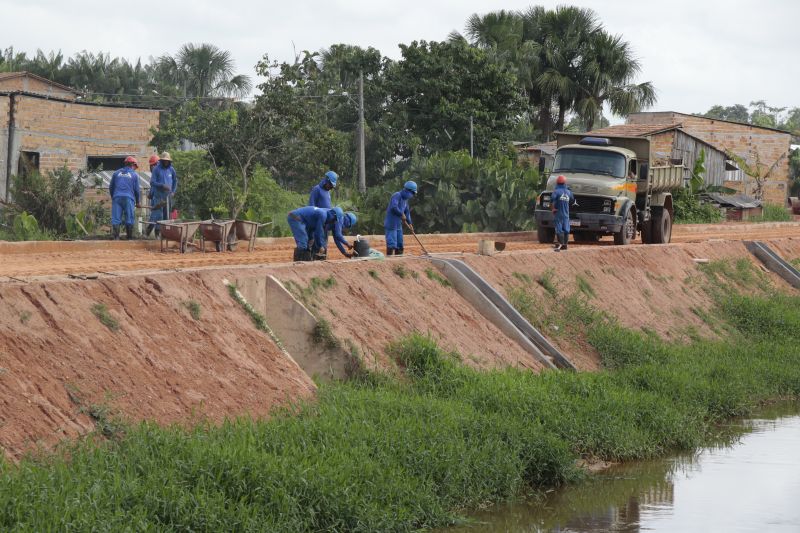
top-left (534, 134), bottom-right (683, 245)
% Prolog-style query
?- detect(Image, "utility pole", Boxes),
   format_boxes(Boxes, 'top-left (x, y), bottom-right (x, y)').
top-left (357, 71), bottom-right (366, 194)
top-left (469, 115), bottom-right (474, 158)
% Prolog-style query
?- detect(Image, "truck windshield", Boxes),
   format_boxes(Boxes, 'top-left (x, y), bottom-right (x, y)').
top-left (553, 148), bottom-right (626, 178)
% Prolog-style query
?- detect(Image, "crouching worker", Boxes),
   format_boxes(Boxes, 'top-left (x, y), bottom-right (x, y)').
top-left (109, 156), bottom-right (141, 240)
top-left (287, 206), bottom-right (340, 261)
top-left (384, 180), bottom-right (417, 256)
top-left (321, 207), bottom-right (357, 258)
top-left (552, 174), bottom-right (574, 252)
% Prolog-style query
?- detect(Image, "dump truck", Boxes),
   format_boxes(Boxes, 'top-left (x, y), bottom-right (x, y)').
top-left (534, 133), bottom-right (686, 245)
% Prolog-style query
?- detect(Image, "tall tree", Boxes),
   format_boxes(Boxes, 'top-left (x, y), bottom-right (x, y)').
top-left (158, 43), bottom-right (252, 99)
top-left (574, 31), bottom-right (656, 131)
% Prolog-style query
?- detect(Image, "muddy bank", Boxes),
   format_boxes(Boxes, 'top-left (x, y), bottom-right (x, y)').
top-left (0, 271), bottom-right (315, 460)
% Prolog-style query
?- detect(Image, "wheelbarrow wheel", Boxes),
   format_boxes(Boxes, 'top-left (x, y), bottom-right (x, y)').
top-left (227, 242), bottom-right (238, 252)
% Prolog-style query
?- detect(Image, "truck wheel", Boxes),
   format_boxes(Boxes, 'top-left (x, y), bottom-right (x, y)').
top-left (652, 207), bottom-right (672, 244)
top-left (537, 225), bottom-right (555, 244)
top-left (614, 210), bottom-right (636, 245)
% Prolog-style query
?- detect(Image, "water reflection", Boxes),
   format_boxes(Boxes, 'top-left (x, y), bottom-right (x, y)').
top-left (447, 403), bottom-right (800, 533)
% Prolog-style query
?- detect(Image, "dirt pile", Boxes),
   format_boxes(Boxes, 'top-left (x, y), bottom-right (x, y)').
top-left (268, 259), bottom-right (547, 373)
top-left (0, 271), bottom-right (314, 460)
top-left (462, 239), bottom-right (799, 370)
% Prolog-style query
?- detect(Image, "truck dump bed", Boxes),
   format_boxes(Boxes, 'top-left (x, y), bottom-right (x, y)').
top-left (648, 165), bottom-right (684, 193)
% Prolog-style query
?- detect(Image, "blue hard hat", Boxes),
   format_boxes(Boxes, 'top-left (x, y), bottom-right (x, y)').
top-left (344, 212), bottom-right (357, 228)
top-left (404, 180), bottom-right (418, 194)
top-left (325, 170), bottom-right (339, 187)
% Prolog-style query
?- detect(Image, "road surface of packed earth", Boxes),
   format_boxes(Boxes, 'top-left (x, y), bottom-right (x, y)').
top-left (1, 221), bottom-right (799, 279)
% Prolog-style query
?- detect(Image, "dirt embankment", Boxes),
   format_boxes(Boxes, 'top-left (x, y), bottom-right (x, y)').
top-left (462, 239), bottom-right (800, 370)
top-left (0, 271), bottom-right (315, 460)
top-left (268, 259), bottom-right (547, 373)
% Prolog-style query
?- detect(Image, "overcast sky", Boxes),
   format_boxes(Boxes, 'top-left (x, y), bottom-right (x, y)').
top-left (2, 0), bottom-right (797, 120)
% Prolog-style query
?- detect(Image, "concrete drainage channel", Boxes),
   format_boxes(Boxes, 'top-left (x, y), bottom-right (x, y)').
top-left (429, 257), bottom-right (575, 370)
top-left (746, 241), bottom-right (800, 289)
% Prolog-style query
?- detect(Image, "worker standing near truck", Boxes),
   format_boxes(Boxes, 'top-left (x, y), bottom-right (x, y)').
top-left (384, 180), bottom-right (417, 256)
top-left (308, 170), bottom-right (338, 208)
top-left (109, 156), bottom-right (141, 241)
top-left (146, 152), bottom-right (178, 238)
top-left (287, 206), bottom-right (342, 261)
top-left (552, 175), bottom-right (574, 252)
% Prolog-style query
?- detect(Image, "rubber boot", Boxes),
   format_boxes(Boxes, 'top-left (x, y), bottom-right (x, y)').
top-left (144, 224), bottom-right (154, 237)
top-left (301, 249), bottom-right (313, 261)
top-left (395, 247), bottom-right (404, 256)
top-left (386, 247), bottom-right (395, 256)
top-left (293, 247), bottom-right (303, 261)
top-left (561, 233), bottom-right (568, 251)
top-left (112, 225), bottom-right (120, 241)
top-left (125, 224), bottom-right (134, 240)
top-left (154, 227), bottom-right (161, 240)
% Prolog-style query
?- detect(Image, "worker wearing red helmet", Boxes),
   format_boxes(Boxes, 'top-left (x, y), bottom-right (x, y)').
top-left (109, 156), bottom-right (141, 240)
top-left (552, 174), bottom-right (574, 251)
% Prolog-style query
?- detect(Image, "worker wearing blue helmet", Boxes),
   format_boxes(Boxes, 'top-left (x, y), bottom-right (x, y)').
top-left (317, 206), bottom-right (358, 258)
top-left (287, 206), bottom-right (341, 261)
top-left (308, 170), bottom-right (338, 208)
top-left (384, 180), bottom-right (417, 255)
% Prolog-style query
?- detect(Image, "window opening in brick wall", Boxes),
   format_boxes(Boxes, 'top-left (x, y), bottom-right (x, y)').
top-left (17, 151), bottom-right (39, 177)
top-left (87, 156), bottom-right (126, 172)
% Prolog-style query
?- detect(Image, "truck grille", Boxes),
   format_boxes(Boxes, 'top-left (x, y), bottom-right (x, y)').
top-left (571, 195), bottom-right (608, 215)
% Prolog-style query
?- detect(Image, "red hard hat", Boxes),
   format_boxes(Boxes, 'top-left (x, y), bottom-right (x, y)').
top-left (124, 156), bottom-right (139, 168)
top-left (148, 154), bottom-right (159, 166)
top-left (556, 174), bottom-right (567, 184)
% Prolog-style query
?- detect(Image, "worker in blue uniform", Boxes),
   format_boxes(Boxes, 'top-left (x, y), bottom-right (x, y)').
top-left (308, 170), bottom-right (338, 208)
top-left (146, 151), bottom-right (178, 238)
top-left (287, 206), bottom-right (341, 261)
top-left (384, 180), bottom-right (417, 256)
top-left (318, 207), bottom-right (357, 258)
top-left (109, 156), bottom-right (141, 240)
top-left (552, 175), bottom-right (574, 252)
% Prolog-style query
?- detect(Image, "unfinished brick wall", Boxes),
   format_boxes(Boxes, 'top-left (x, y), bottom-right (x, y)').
top-left (629, 112), bottom-right (791, 205)
top-left (12, 95), bottom-right (160, 173)
top-left (649, 130), bottom-right (675, 162)
top-left (0, 76), bottom-right (76, 101)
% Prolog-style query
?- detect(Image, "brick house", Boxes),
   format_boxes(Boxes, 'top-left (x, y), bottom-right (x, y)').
top-left (626, 112), bottom-right (791, 205)
top-left (0, 71), bottom-right (81, 101)
top-left (0, 73), bottom-right (160, 201)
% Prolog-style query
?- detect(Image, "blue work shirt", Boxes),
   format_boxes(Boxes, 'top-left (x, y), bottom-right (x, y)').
top-left (150, 164), bottom-right (178, 196)
top-left (308, 179), bottom-right (332, 208)
top-left (552, 184), bottom-right (574, 218)
top-left (324, 218), bottom-right (351, 256)
top-left (289, 206), bottom-right (337, 250)
top-left (110, 166), bottom-right (141, 204)
top-left (384, 189), bottom-right (413, 230)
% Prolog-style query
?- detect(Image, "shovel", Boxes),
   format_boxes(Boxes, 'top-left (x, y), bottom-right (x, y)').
top-left (405, 222), bottom-right (430, 256)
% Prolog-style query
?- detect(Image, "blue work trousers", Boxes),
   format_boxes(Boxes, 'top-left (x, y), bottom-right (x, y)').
top-left (112, 197), bottom-right (135, 226)
top-left (385, 228), bottom-right (404, 249)
top-left (288, 216), bottom-right (309, 249)
top-left (554, 213), bottom-right (571, 235)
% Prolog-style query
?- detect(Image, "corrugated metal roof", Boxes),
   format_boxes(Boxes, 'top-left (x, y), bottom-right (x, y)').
top-left (702, 193), bottom-right (762, 209)
top-left (588, 123), bottom-right (682, 137)
top-left (82, 170), bottom-right (151, 189)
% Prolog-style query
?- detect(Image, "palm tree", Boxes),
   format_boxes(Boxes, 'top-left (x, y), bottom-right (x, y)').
top-left (158, 43), bottom-right (252, 99)
top-left (574, 32), bottom-right (656, 131)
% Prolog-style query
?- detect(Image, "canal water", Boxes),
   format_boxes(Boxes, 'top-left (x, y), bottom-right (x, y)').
top-left (448, 403), bottom-right (800, 532)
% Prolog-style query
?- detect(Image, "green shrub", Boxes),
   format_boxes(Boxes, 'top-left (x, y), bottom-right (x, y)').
top-left (751, 203), bottom-right (792, 222)
top-left (90, 303), bottom-right (119, 332)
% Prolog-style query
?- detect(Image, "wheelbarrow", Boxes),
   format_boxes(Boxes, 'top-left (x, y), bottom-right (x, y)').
top-left (158, 220), bottom-right (201, 253)
top-left (232, 220), bottom-right (273, 252)
top-left (199, 219), bottom-right (236, 252)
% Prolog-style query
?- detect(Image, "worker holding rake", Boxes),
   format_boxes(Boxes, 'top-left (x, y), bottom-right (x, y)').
top-left (384, 180), bottom-right (417, 256)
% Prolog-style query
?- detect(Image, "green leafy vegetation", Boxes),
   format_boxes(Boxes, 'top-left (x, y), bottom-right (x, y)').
top-left (425, 268), bottom-right (452, 288)
top-left (368, 269), bottom-right (379, 279)
top-left (393, 264), bottom-right (409, 279)
top-left (182, 300), bottom-right (202, 321)
top-left (751, 203), bottom-right (792, 222)
top-left (90, 303), bottom-right (119, 332)
top-left (18, 311), bottom-right (31, 325)
top-left (537, 268), bottom-right (559, 297)
top-left (312, 319), bottom-right (339, 349)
